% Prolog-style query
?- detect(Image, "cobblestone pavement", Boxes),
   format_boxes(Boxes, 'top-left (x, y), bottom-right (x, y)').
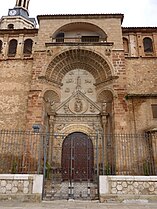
top-left (0, 200), bottom-right (157, 209)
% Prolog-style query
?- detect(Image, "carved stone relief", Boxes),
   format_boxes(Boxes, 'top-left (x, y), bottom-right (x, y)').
top-left (65, 88), bottom-right (70, 93)
top-left (69, 95), bottom-right (88, 114)
top-left (85, 80), bottom-right (92, 84)
top-left (57, 89), bottom-right (100, 115)
top-left (90, 104), bottom-right (96, 113)
top-left (87, 88), bottom-right (93, 93)
top-left (54, 115), bottom-right (102, 133)
top-left (61, 69), bottom-right (96, 102)
top-left (66, 79), bottom-right (74, 84)
top-left (63, 104), bottom-right (71, 114)
top-left (52, 68), bottom-right (104, 134)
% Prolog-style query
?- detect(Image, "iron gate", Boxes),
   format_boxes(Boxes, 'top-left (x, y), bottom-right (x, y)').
top-left (41, 132), bottom-right (157, 200)
top-left (43, 131), bottom-right (103, 200)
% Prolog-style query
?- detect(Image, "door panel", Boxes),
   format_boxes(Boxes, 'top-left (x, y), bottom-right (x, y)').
top-left (62, 132), bottom-right (94, 181)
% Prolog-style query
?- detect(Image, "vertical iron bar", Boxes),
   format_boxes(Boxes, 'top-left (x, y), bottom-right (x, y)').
top-left (43, 135), bottom-right (47, 178)
top-left (96, 131), bottom-right (99, 178)
top-left (102, 131), bottom-right (105, 175)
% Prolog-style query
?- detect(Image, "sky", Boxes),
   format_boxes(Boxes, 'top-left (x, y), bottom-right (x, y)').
top-left (0, 0), bottom-right (157, 27)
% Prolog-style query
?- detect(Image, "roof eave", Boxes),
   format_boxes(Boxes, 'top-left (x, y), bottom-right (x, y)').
top-left (37, 13), bottom-right (124, 24)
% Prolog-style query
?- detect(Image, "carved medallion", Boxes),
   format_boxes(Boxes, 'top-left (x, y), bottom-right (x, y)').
top-left (69, 96), bottom-right (88, 114)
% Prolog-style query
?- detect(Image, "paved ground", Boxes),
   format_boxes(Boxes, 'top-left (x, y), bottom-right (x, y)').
top-left (0, 200), bottom-right (157, 209)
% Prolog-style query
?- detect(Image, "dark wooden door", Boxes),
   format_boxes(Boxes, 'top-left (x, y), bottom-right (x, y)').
top-left (62, 132), bottom-right (94, 181)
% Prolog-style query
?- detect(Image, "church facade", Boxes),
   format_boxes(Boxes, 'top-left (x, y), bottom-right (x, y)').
top-left (0, 0), bottom-right (157, 200)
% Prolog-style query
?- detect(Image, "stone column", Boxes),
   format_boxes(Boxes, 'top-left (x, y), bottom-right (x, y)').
top-left (137, 33), bottom-right (143, 56)
top-left (3, 34), bottom-right (9, 58)
top-left (129, 34), bottom-right (138, 57)
top-left (153, 33), bottom-right (157, 56)
top-left (17, 35), bottom-right (23, 58)
top-left (21, 0), bottom-right (24, 7)
top-left (101, 114), bottom-right (108, 173)
top-left (101, 102), bottom-right (108, 174)
top-left (47, 113), bottom-right (55, 165)
top-left (26, 0), bottom-right (30, 10)
top-left (15, 0), bottom-right (19, 6)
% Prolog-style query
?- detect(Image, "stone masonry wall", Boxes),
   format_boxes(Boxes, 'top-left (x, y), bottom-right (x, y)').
top-left (0, 59), bottom-right (33, 130)
top-left (126, 58), bottom-right (157, 94)
top-left (37, 17), bottom-right (123, 50)
top-left (0, 174), bottom-right (43, 201)
top-left (125, 58), bottom-right (157, 132)
top-left (110, 177), bottom-right (157, 195)
top-left (0, 177), bottom-right (33, 195)
top-left (127, 97), bottom-right (157, 132)
top-left (99, 176), bottom-right (157, 202)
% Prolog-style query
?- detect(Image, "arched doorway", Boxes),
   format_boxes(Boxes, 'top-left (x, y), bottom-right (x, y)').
top-left (62, 132), bottom-right (94, 181)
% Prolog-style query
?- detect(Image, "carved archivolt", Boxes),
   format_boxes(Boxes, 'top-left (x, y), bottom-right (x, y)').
top-left (56, 124), bottom-right (94, 136)
top-left (45, 49), bottom-right (113, 85)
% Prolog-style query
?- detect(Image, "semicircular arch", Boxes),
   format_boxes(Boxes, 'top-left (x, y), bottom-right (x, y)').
top-left (97, 89), bottom-right (114, 103)
top-left (45, 49), bottom-right (113, 85)
top-left (43, 90), bottom-right (60, 103)
top-left (52, 22), bottom-right (107, 40)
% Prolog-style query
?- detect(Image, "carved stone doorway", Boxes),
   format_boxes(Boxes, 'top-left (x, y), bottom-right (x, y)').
top-left (62, 132), bottom-right (94, 181)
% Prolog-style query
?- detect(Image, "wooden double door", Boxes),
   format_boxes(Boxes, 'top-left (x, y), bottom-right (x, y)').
top-left (62, 132), bottom-right (94, 181)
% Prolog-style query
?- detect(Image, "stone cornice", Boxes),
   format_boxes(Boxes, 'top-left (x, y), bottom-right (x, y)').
top-left (126, 93), bottom-right (157, 98)
top-left (122, 27), bottom-right (157, 33)
top-left (45, 42), bottom-right (114, 47)
top-left (0, 28), bottom-right (38, 35)
top-left (37, 13), bottom-right (124, 23)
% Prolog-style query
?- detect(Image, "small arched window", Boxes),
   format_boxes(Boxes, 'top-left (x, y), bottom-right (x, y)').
top-left (23, 39), bottom-right (33, 56)
top-left (8, 39), bottom-right (18, 57)
top-left (143, 37), bottom-right (153, 53)
top-left (123, 38), bottom-right (129, 54)
top-left (56, 32), bottom-right (64, 42)
top-left (8, 24), bottom-right (14, 29)
top-left (0, 40), bottom-right (2, 53)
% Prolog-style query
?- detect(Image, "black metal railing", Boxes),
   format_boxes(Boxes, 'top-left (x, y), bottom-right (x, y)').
top-left (104, 133), bottom-right (157, 176)
top-left (52, 37), bottom-right (107, 43)
top-left (0, 130), bottom-right (46, 174)
top-left (0, 130), bottom-right (157, 176)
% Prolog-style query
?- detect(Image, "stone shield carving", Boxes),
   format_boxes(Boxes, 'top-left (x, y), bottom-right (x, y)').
top-left (69, 96), bottom-right (88, 114)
